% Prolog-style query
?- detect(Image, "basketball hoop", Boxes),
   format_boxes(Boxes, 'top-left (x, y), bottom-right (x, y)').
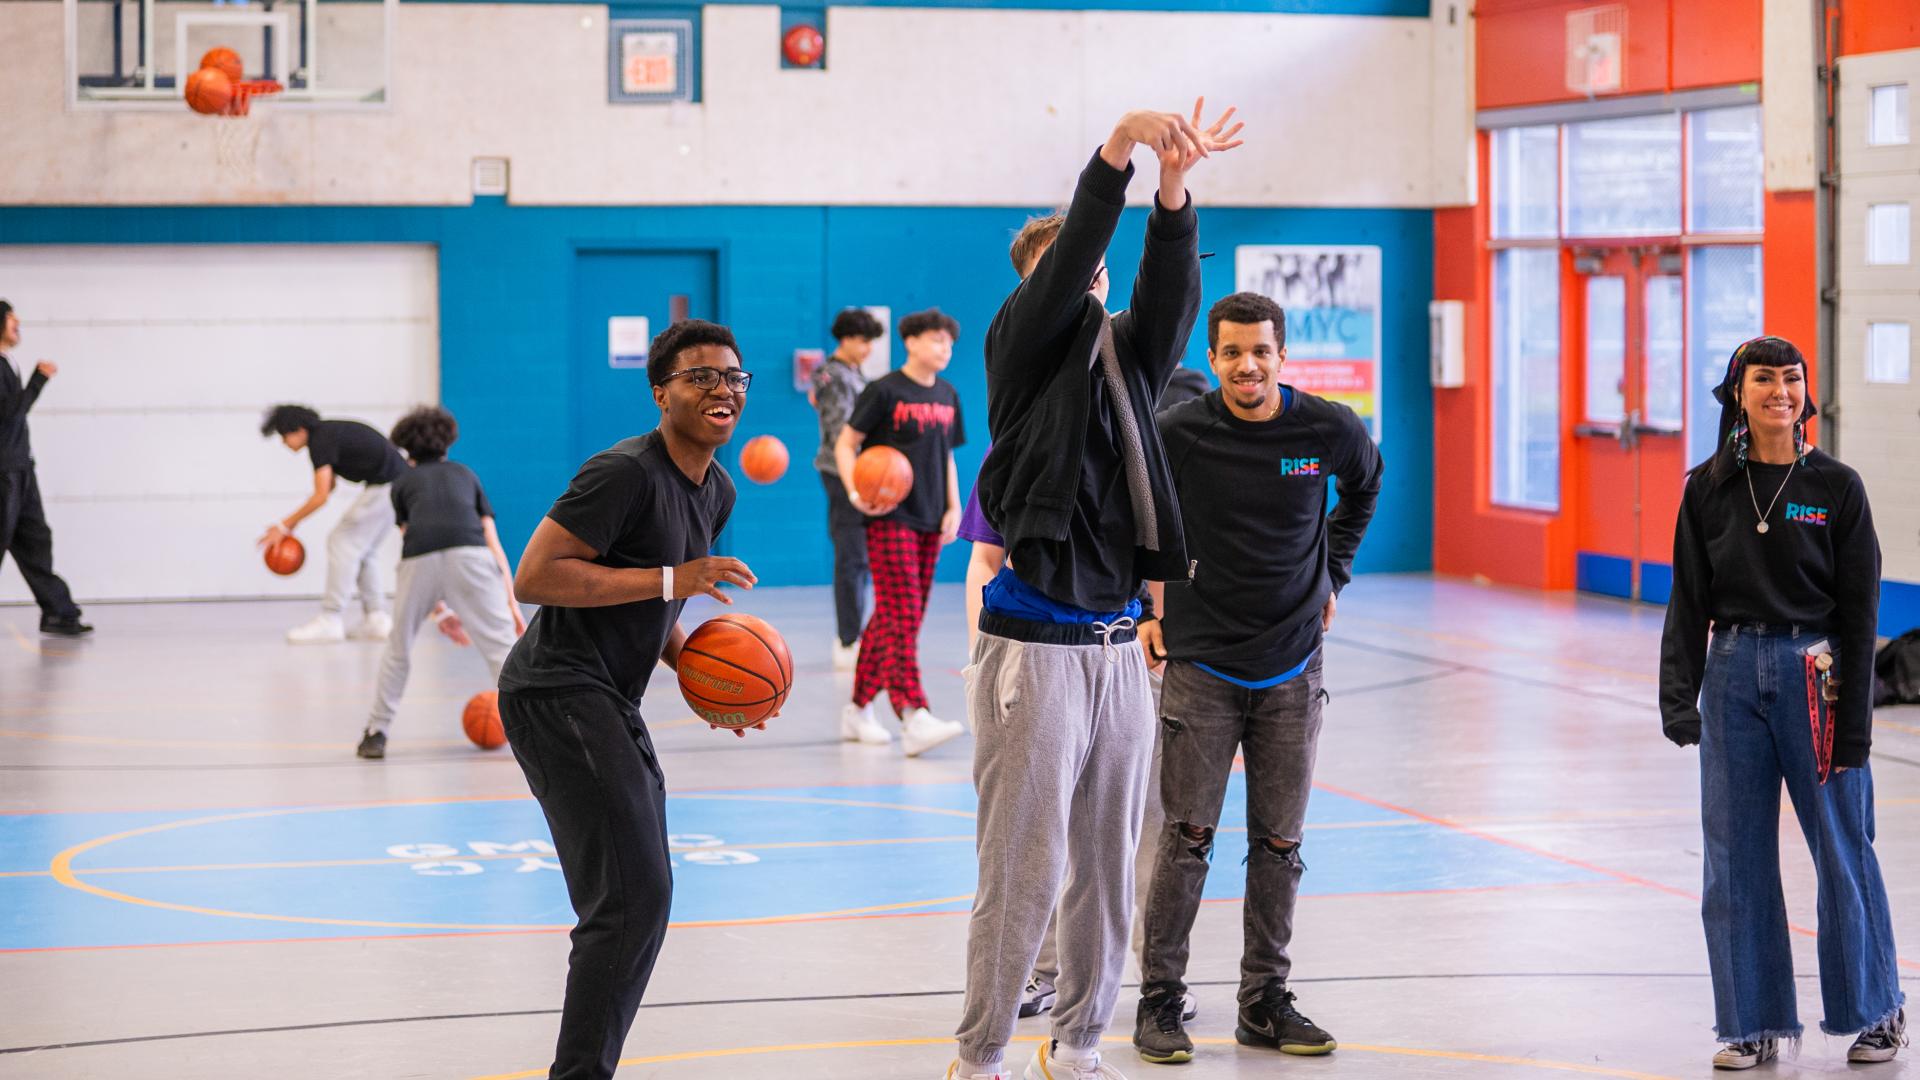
top-left (210, 79), bottom-right (281, 179)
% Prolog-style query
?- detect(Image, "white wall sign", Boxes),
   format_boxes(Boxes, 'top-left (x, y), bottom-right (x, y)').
top-left (609, 316), bottom-right (651, 369)
top-left (860, 305), bottom-right (893, 379)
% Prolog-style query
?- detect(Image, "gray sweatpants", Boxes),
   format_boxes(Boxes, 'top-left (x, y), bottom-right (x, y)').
top-left (324, 483), bottom-right (396, 617)
top-left (956, 631), bottom-right (1155, 1069)
top-left (367, 546), bottom-right (518, 733)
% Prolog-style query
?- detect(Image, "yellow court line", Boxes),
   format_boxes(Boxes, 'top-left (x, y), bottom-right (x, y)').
top-left (470, 1035), bottom-right (1682, 1080)
top-left (0, 728), bottom-right (476, 752)
top-left (1338, 614), bottom-right (1661, 684)
top-left (673, 793), bottom-right (981, 820)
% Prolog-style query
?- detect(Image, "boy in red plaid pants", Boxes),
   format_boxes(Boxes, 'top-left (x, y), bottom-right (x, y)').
top-left (833, 308), bottom-right (968, 756)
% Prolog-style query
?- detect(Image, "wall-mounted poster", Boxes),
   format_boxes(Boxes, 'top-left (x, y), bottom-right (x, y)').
top-left (608, 316), bottom-right (650, 369)
top-left (1234, 245), bottom-right (1383, 442)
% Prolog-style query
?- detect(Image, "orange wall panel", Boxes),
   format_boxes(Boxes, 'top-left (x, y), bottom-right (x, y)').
top-left (1763, 190), bottom-right (1821, 441)
top-left (1672, 0), bottom-right (1762, 88)
top-left (1477, 0), bottom-right (1675, 109)
top-left (1840, 0), bottom-right (1920, 56)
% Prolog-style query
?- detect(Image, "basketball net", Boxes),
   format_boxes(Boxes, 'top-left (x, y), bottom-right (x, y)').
top-left (212, 80), bottom-right (283, 181)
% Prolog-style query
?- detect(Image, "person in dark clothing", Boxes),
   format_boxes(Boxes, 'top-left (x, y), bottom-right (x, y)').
top-left (951, 100), bottom-right (1243, 1080)
top-left (355, 406), bottom-right (524, 760)
top-left (0, 301), bottom-right (88, 636)
top-left (834, 308), bottom-right (967, 754)
top-left (1132, 291), bottom-right (1381, 1064)
top-left (1658, 336), bottom-right (1901, 1070)
top-left (259, 404), bottom-right (410, 644)
top-left (498, 318), bottom-right (763, 1080)
top-left (810, 307), bottom-right (884, 671)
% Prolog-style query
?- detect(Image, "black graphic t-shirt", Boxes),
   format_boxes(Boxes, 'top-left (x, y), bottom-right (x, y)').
top-left (307, 419), bottom-right (408, 486)
top-left (846, 370), bottom-right (966, 533)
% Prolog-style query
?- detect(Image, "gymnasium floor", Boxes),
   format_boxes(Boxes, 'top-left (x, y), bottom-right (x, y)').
top-left (2, 575), bottom-right (1915, 1079)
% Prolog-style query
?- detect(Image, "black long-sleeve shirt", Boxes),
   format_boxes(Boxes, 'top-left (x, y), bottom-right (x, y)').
top-left (1156, 388), bottom-right (1383, 679)
top-left (1659, 449), bottom-right (1882, 765)
top-left (0, 356), bottom-right (49, 472)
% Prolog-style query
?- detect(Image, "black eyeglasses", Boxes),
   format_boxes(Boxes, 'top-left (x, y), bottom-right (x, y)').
top-left (658, 366), bottom-right (753, 392)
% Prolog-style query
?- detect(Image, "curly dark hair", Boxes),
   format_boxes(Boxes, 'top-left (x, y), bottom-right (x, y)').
top-left (830, 308), bottom-right (884, 343)
top-left (648, 319), bottom-right (742, 386)
top-left (391, 405), bottom-right (458, 462)
top-left (260, 404), bottom-right (321, 438)
top-left (899, 308), bottom-right (960, 341)
top-left (1207, 292), bottom-right (1287, 350)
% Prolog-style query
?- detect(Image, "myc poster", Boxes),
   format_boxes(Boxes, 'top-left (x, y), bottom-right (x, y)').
top-left (1234, 245), bottom-right (1383, 441)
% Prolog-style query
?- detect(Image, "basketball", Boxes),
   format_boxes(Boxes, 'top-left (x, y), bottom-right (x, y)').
top-left (462, 691), bottom-right (505, 750)
top-left (740, 434), bottom-right (789, 485)
top-left (852, 445), bottom-right (913, 512)
top-left (184, 67), bottom-right (234, 116)
top-left (263, 535), bottom-right (305, 576)
top-left (200, 47), bottom-right (243, 84)
top-left (677, 614), bottom-right (793, 729)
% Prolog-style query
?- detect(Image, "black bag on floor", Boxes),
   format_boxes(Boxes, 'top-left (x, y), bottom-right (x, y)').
top-left (1875, 630), bottom-right (1920, 707)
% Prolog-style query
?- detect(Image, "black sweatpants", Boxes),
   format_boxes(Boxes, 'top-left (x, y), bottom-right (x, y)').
top-left (819, 471), bottom-right (870, 646)
top-left (500, 687), bottom-right (672, 1080)
top-left (0, 468), bottom-right (79, 621)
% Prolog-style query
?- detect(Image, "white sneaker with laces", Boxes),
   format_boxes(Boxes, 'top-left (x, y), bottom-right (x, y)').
top-left (353, 611), bottom-right (393, 641)
top-left (286, 613), bottom-right (346, 645)
top-left (1025, 1041), bottom-right (1127, 1080)
top-left (841, 703), bottom-right (893, 745)
top-left (901, 707), bottom-right (964, 757)
top-left (832, 639), bottom-right (860, 671)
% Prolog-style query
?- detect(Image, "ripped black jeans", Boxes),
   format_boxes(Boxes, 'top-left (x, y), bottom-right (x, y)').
top-left (1139, 657), bottom-right (1324, 1007)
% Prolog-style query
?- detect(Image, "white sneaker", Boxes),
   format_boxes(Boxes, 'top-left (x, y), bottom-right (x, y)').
top-left (286, 613), bottom-right (346, 644)
top-left (352, 611), bottom-right (393, 641)
top-left (1025, 1041), bottom-right (1127, 1080)
top-left (901, 707), bottom-right (964, 757)
top-left (945, 1062), bottom-right (1008, 1080)
top-left (840, 703), bottom-right (893, 745)
top-left (832, 639), bottom-right (860, 671)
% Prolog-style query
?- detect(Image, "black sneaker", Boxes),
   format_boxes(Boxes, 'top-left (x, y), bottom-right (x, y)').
top-left (1236, 985), bottom-right (1336, 1056)
top-left (1016, 975), bottom-right (1055, 1018)
top-left (1134, 991), bottom-right (1194, 1064)
top-left (355, 730), bottom-right (387, 760)
top-left (1850, 1009), bottom-right (1908, 1063)
top-left (1712, 1039), bottom-right (1778, 1069)
top-left (40, 616), bottom-right (93, 637)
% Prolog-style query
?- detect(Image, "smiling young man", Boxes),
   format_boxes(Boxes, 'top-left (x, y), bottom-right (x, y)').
top-left (835, 308), bottom-right (967, 754)
top-left (497, 318), bottom-right (761, 1080)
top-left (1132, 291), bottom-right (1382, 1065)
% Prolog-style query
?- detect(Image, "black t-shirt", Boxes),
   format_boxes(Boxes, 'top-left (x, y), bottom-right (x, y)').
top-left (1660, 449), bottom-right (1881, 764)
top-left (308, 419), bottom-right (407, 485)
top-left (392, 460), bottom-right (494, 559)
top-left (498, 430), bottom-right (736, 708)
top-left (1156, 389), bottom-right (1383, 679)
top-left (846, 370), bottom-right (965, 533)
top-left (1010, 364), bottom-right (1138, 612)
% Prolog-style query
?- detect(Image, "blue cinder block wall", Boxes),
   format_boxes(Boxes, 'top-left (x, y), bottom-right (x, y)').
top-left (0, 201), bottom-right (1434, 586)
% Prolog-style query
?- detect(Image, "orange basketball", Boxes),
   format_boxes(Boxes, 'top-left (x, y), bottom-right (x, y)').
top-left (463, 691), bottom-right (506, 750)
top-left (200, 46), bottom-right (243, 84)
top-left (677, 614), bottom-right (793, 729)
top-left (184, 66), bottom-right (234, 116)
top-left (852, 445), bottom-right (913, 512)
top-left (740, 435), bottom-right (789, 485)
top-left (264, 535), bottom-right (305, 576)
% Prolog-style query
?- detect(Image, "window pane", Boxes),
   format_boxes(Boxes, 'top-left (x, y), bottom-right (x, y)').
top-left (1687, 106), bottom-right (1763, 233)
top-left (1687, 246), bottom-right (1764, 467)
top-left (1868, 203), bottom-right (1912, 264)
top-left (1492, 125), bottom-right (1560, 239)
top-left (1644, 276), bottom-right (1685, 429)
top-left (1870, 84), bottom-right (1910, 146)
top-left (1566, 113), bottom-right (1682, 237)
top-left (1868, 322), bottom-right (1912, 384)
top-left (1585, 276), bottom-right (1626, 423)
top-left (1493, 248), bottom-right (1562, 509)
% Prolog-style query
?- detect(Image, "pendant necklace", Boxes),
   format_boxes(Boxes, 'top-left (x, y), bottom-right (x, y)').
top-left (1746, 457), bottom-right (1796, 534)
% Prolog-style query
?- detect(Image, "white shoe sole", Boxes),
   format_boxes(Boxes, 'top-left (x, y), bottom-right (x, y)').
top-left (842, 724), bottom-right (893, 745)
top-left (903, 721), bottom-right (964, 758)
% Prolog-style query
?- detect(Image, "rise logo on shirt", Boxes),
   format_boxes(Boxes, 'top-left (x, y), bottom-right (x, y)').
top-left (1786, 502), bottom-right (1829, 527)
top-left (891, 401), bottom-right (957, 435)
top-left (1280, 457), bottom-right (1322, 477)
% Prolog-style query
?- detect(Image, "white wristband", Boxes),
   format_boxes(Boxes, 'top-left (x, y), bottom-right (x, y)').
top-left (660, 564), bottom-right (674, 601)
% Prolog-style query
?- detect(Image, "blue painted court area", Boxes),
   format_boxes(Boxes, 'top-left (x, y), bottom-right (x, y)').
top-left (0, 782), bottom-right (1602, 951)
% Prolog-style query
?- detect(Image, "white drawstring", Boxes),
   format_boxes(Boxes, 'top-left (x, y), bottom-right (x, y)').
top-left (1092, 617), bottom-right (1136, 663)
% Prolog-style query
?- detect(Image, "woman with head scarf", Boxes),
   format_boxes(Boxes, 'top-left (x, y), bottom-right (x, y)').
top-left (1659, 336), bottom-right (1901, 1069)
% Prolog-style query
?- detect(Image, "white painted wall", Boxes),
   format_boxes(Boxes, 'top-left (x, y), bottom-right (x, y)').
top-left (0, 245), bottom-right (439, 603)
top-left (0, 1), bottom-right (1475, 208)
top-left (1836, 49), bottom-right (1920, 583)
